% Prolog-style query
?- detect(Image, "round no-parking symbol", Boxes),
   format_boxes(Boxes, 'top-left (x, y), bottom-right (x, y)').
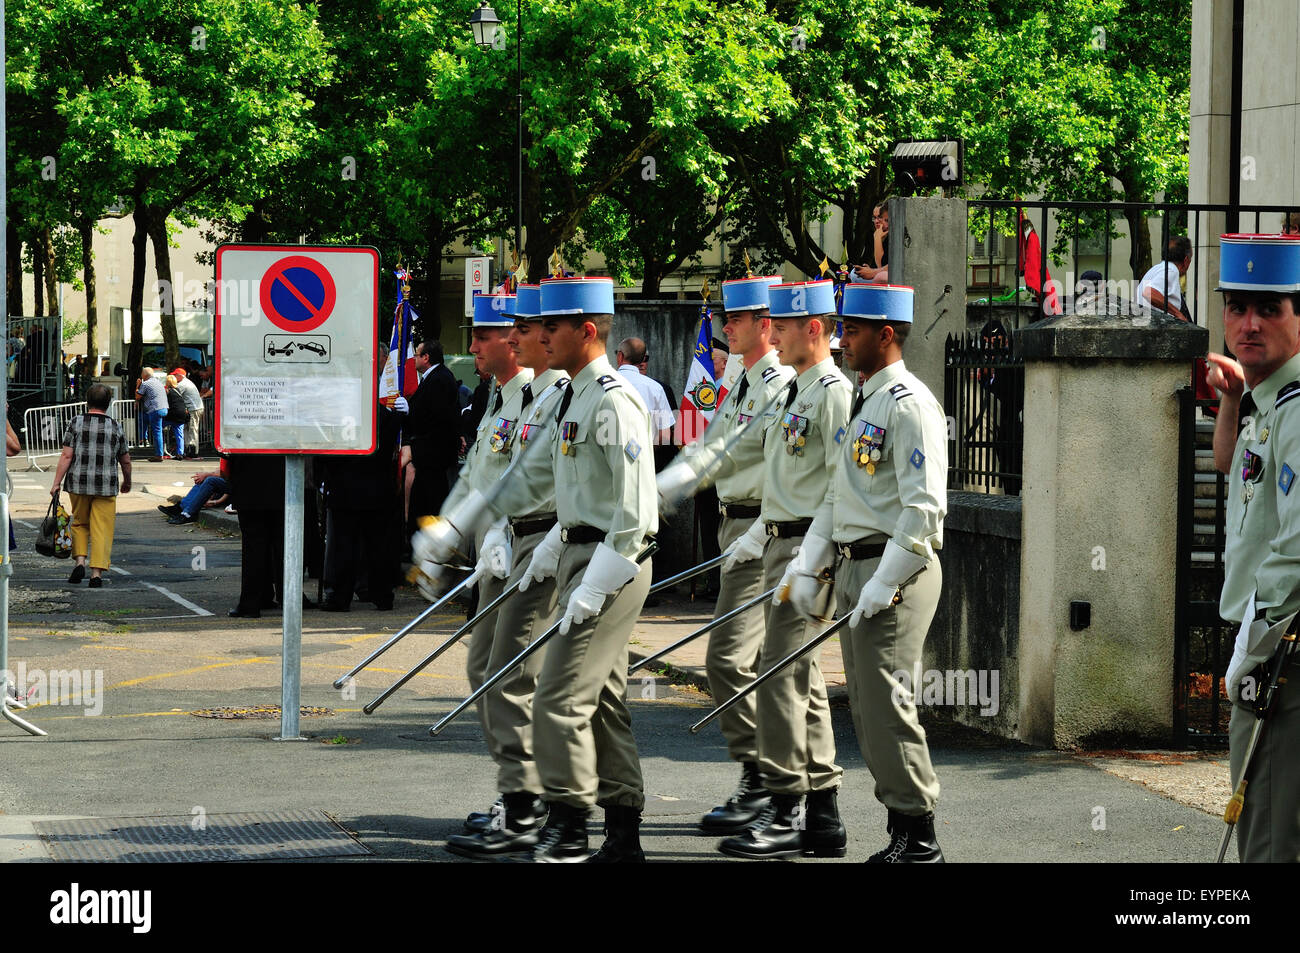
top-left (259, 255), bottom-right (337, 333)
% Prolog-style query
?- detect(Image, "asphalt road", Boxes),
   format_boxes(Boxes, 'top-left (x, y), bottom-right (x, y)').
top-left (0, 459), bottom-right (1229, 863)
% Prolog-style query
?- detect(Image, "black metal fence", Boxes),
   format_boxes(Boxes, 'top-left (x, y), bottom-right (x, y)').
top-left (943, 331), bottom-right (1023, 495)
top-left (1174, 388), bottom-right (1232, 746)
top-left (966, 199), bottom-right (1300, 331)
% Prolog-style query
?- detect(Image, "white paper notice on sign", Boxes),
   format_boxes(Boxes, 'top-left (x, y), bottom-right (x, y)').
top-left (215, 244), bottom-right (378, 454)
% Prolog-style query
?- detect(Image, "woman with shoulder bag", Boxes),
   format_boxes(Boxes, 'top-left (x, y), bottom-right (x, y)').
top-left (49, 384), bottom-right (132, 587)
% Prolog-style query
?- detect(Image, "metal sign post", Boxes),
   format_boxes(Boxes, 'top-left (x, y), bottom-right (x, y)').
top-left (214, 244), bottom-right (378, 742)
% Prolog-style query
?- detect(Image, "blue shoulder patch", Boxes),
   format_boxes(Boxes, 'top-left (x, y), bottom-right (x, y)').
top-left (1281, 463), bottom-right (1295, 496)
top-left (910, 448), bottom-right (925, 469)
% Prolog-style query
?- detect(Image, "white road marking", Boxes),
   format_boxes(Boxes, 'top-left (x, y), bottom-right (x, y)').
top-left (109, 565), bottom-right (212, 617)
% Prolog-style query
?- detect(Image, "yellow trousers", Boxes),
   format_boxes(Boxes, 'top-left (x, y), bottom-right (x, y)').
top-left (69, 493), bottom-right (117, 570)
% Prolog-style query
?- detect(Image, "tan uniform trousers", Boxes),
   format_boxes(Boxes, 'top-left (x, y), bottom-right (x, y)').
top-left (483, 526), bottom-right (558, 795)
top-left (466, 522), bottom-right (509, 738)
top-left (1229, 664), bottom-right (1300, 862)
top-left (755, 534), bottom-right (842, 795)
top-left (835, 553), bottom-right (942, 815)
top-left (533, 541), bottom-right (650, 810)
top-left (706, 511), bottom-right (768, 763)
top-left (69, 493), bottom-right (117, 570)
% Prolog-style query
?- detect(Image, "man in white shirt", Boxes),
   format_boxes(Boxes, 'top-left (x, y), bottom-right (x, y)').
top-left (615, 337), bottom-right (674, 446)
top-left (1135, 236), bottom-right (1193, 320)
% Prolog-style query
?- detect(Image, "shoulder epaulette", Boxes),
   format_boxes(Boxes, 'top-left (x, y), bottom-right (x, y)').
top-left (1276, 381), bottom-right (1300, 411)
top-left (888, 382), bottom-right (913, 401)
top-left (819, 374), bottom-right (848, 389)
top-left (596, 374), bottom-right (622, 392)
top-left (761, 367), bottom-right (780, 383)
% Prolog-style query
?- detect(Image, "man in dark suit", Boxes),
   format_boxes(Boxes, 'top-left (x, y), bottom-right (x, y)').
top-left (401, 339), bottom-right (461, 538)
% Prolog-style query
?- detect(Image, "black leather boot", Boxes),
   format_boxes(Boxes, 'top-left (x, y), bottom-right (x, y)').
top-left (867, 809), bottom-right (945, 863)
top-left (802, 788), bottom-right (847, 857)
top-left (532, 802), bottom-right (590, 863)
top-left (699, 761), bottom-right (772, 835)
top-left (587, 805), bottom-right (646, 863)
top-left (718, 793), bottom-right (803, 859)
top-left (445, 792), bottom-right (545, 858)
top-left (463, 797), bottom-right (503, 834)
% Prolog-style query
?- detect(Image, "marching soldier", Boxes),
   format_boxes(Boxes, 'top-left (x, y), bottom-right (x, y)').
top-left (715, 278), bottom-right (851, 859)
top-left (656, 275), bottom-right (794, 833)
top-left (786, 283), bottom-right (947, 862)
top-left (433, 285), bottom-right (573, 857)
top-left (1206, 232), bottom-right (1300, 862)
top-left (418, 276), bottom-right (657, 862)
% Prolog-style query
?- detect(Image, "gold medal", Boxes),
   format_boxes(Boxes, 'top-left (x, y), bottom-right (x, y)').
top-left (866, 462), bottom-right (876, 475)
top-left (561, 442), bottom-right (571, 456)
top-left (858, 452), bottom-right (870, 466)
top-left (796, 436), bottom-right (806, 447)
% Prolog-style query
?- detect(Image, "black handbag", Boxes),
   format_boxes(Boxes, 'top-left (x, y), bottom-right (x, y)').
top-left (36, 497), bottom-right (72, 558)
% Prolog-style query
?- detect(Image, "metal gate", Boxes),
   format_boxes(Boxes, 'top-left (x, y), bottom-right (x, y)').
top-left (1173, 387), bottom-right (1233, 746)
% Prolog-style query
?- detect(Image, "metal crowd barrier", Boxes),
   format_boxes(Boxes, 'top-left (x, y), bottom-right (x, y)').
top-left (22, 401), bottom-right (88, 471)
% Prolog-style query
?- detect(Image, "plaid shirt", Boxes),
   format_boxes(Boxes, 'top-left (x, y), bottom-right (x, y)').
top-left (62, 413), bottom-right (127, 496)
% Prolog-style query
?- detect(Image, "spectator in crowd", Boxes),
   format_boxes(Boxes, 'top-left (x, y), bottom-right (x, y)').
top-left (163, 374), bottom-right (188, 459)
top-left (400, 339), bottom-right (461, 541)
top-left (157, 461), bottom-right (229, 525)
top-left (615, 336), bottom-right (674, 447)
top-left (196, 365), bottom-right (214, 399)
top-left (853, 203), bottom-right (890, 283)
top-left (136, 366), bottom-right (169, 461)
top-left (460, 365), bottom-right (490, 457)
top-left (1135, 235), bottom-right (1193, 320)
top-left (171, 367), bottom-right (204, 458)
top-left (711, 337), bottom-right (729, 381)
top-left (226, 452), bottom-right (301, 618)
top-left (49, 383), bottom-right (131, 588)
top-left (6, 407), bottom-right (20, 552)
top-left (1068, 270), bottom-right (1110, 316)
top-left (1284, 211), bottom-right (1300, 236)
top-left (977, 318), bottom-right (1023, 495)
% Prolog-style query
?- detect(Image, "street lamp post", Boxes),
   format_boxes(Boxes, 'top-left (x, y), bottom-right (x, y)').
top-left (470, 1), bottom-right (523, 276)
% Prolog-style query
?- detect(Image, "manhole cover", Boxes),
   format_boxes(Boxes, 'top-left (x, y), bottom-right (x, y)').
top-left (190, 705), bottom-right (334, 720)
top-left (35, 809), bottom-right (369, 862)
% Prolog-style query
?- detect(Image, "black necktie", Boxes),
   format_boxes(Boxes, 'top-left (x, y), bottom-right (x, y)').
top-left (520, 383), bottom-right (533, 411)
top-left (1238, 392), bottom-right (1256, 435)
top-left (850, 389), bottom-right (865, 420)
top-left (555, 382), bottom-right (574, 423)
top-left (731, 373), bottom-right (749, 408)
top-left (784, 381), bottom-right (799, 411)
top-left (490, 386), bottom-right (503, 415)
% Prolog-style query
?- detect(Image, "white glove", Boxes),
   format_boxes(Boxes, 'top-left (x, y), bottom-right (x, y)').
top-left (723, 519), bottom-right (767, 572)
top-left (416, 560), bottom-right (482, 602)
top-left (560, 543), bottom-right (640, 635)
top-left (850, 540), bottom-right (929, 627)
top-left (519, 523), bottom-right (563, 592)
top-left (476, 518), bottom-right (513, 581)
top-left (777, 532), bottom-right (836, 620)
top-left (657, 460), bottom-right (698, 513)
top-left (1225, 594), bottom-right (1295, 704)
top-left (393, 396), bottom-right (409, 414)
top-left (413, 488), bottom-right (491, 566)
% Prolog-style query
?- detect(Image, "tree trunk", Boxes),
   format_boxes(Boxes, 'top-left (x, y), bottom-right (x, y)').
top-left (127, 199), bottom-right (150, 381)
top-left (41, 228), bottom-right (58, 316)
top-left (1124, 207), bottom-right (1153, 279)
top-left (32, 234), bottom-right (46, 317)
top-left (638, 261), bottom-right (663, 299)
top-left (7, 220), bottom-right (23, 317)
top-left (147, 208), bottom-right (181, 372)
top-left (79, 215), bottom-right (97, 387)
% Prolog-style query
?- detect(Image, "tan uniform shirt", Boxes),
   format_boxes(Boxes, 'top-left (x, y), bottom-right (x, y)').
top-left (481, 368), bottom-right (568, 521)
top-left (443, 368), bottom-right (535, 515)
top-left (813, 360), bottom-right (947, 558)
top-left (494, 356), bottom-right (657, 560)
top-left (1221, 350), bottom-right (1300, 624)
top-left (759, 356), bottom-right (852, 524)
top-left (681, 349), bottom-right (795, 504)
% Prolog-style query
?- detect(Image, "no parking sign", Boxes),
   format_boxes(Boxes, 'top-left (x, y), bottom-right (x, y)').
top-left (215, 244), bottom-right (378, 453)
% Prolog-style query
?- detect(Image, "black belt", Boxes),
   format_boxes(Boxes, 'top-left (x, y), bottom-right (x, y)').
top-left (511, 514), bottom-right (557, 538)
top-left (838, 539), bottom-right (887, 560)
top-left (764, 519), bottom-right (812, 539)
top-left (560, 525), bottom-right (605, 544)
top-left (719, 502), bottom-right (761, 519)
